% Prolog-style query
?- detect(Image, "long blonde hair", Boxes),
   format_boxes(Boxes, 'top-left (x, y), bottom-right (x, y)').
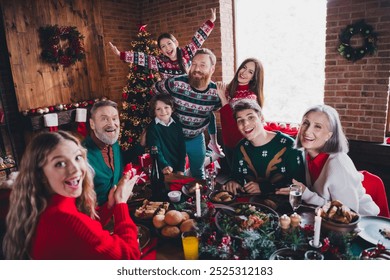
top-left (3, 131), bottom-right (97, 259)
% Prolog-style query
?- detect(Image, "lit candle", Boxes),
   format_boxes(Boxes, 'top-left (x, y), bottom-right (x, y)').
top-left (313, 209), bottom-right (322, 247)
top-left (195, 183), bottom-right (201, 217)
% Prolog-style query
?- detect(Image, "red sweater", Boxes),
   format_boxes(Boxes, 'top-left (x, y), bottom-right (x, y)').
top-left (31, 194), bottom-right (140, 260)
top-left (219, 84), bottom-right (257, 148)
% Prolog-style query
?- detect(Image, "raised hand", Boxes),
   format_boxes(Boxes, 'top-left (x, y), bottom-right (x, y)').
top-left (108, 42), bottom-right (120, 57)
top-left (216, 81), bottom-right (228, 106)
top-left (210, 8), bottom-right (217, 23)
top-left (115, 172), bottom-right (139, 204)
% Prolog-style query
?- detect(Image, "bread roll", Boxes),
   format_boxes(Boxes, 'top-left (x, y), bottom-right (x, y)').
top-left (161, 225), bottom-right (180, 238)
top-left (164, 210), bottom-right (183, 226)
top-left (180, 219), bottom-right (197, 233)
top-left (180, 211), bottom-right (190, 221)
top-left (153, 214), bottom-right (166, 229)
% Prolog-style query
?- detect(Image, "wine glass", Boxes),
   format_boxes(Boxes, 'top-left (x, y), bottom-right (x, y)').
top-left (289, 184), bottom-right (303, 211)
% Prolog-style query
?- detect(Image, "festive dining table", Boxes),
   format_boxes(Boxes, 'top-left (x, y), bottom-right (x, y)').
top-left (128, 174), bottom-right (390, 260)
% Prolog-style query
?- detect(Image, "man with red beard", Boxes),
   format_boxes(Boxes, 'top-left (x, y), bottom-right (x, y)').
top-left (83, 100), bottom-right (124, 206)
top-left (154, 48), bottom-right (221, 179)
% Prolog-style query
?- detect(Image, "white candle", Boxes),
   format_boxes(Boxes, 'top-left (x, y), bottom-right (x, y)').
top-left (313, 211), bottom-right (322, 247)
top-left (195, 183), bottom-right (201, 217)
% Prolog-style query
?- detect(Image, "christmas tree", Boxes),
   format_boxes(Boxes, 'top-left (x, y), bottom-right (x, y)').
top-left (119, 25), bottom-right (161, 152)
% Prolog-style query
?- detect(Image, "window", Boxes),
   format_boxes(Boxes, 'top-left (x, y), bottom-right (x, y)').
top-left (234, 0), bottom-right (327, 124)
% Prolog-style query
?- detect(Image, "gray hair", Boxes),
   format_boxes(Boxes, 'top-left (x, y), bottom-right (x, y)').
top-left (296, 104), bottom-right (349, 153)
top-left (90, 100), bottom-right (118, 118)
top-left (193, 48), bottom-right (216, 66)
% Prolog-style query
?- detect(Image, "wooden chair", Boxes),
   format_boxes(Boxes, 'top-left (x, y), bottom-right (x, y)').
top-left (360, 170), bottom-right (390, 218)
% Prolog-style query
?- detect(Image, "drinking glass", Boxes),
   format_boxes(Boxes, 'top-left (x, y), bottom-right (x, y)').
top-left (289, 184), bottom-right (302, 211)
top-left (181, 231), bottom-right (199, 260)
top-left (304, 250), bottom-right (324, 260)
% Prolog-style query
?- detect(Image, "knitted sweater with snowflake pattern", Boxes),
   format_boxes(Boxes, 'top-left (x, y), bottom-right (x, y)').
top-left (154, 75), bottom-right (221, 138)
top-left (119, 20), bottom-right (215, 80)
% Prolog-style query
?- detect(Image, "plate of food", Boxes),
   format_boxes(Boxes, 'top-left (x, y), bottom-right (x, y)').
top-left (132, 200), bottom-right (170, 221)
top-left (209, 190), bottom-right (236, 204)
top-left (127, 184), bottom-right (152, 207)
top-left (358, 216), bottom-right (390, 248)
top-left (137, 224), bottom-right (151, 250)
top-left (152, 210), bottom-right (196, 244)
top-left (215, 202), bottom-right (279, 237)
top-left (316, 200), bottom-right (360, 234)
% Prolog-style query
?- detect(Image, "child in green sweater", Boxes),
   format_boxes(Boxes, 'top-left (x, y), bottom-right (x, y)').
top-left (146, 94), bottom-right (186, 175)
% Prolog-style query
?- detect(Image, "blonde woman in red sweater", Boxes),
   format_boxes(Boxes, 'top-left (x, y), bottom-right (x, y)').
top-left (3, 131), bottom-right (140, 260)
top-left (217, 58), bottom-right (265, 168)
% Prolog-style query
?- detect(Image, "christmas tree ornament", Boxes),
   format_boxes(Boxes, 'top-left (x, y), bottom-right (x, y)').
top-left (119, 25), bottom-right (160, 151)
top-left (56, 104), bottom-right (64, 111)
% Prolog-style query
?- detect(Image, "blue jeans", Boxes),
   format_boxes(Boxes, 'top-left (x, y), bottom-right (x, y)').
top-left (185, 133), bottom-right (206, 179)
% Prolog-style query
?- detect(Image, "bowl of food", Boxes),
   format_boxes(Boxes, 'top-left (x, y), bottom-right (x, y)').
top-left (215, 202), bottom-right (279, 237)
top-left (168, 191), bottom-right (182, 203)
top-left (209, 190), bottom-right (236, 204)
top-left (316, 200), bottom-right (360, 234)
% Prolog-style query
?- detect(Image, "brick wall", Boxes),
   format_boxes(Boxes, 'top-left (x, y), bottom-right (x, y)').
top-left (325, 0), bottom-right (390, 143)
top-left (101, 0), bottom-right (140, 103)
top-left (139, 0), bottom-right (235, 82)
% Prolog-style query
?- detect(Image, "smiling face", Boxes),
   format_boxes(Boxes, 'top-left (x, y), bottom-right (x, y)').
top-left (237, 61), bottom-right (255, 85)
top-left (43, 139), bottom-right (87, 198)
top-left (188, 53), bottom-right (215, 89)
top-left (90, 105), bottom-right (120, 145)
top-left (299, 111), bottom-right (333, 157)
top-left (159, 37), bottom-right (178, 60)
top-left (154, 100), bottom-right (173, 125)
top-left (236, 108), bottom-right (265, 144)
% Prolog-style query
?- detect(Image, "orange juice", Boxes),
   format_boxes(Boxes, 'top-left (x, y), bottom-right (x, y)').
top-left (182, 236), bottom-right (199, 260)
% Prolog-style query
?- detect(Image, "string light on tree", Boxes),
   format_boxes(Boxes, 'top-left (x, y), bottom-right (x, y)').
top-left (119, 24), bottom-right (161, 151)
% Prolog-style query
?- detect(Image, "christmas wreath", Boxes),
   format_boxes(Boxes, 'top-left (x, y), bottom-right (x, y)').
top-left (338, 19), bottom-right (377, 62)
top-left (39, 25), bottom-right (86, 67)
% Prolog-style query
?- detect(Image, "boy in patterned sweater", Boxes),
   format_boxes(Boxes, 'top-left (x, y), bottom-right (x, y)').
top-left (154, 48), bottom-right (221, 179)
top-left (223, 100), bottom-right (305, 195)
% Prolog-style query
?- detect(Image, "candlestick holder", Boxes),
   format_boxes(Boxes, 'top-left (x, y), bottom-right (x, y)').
top-left (309, 239), bottom-right (322, 249)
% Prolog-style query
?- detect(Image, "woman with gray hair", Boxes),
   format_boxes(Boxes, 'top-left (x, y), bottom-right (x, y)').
top-left (276, 104), bottom-right (379, 215)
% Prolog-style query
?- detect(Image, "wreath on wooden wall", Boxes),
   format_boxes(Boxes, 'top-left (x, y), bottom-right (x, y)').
top-left (338, 19), bottom-right (377, 62)
top-left (39, 25), bottom-right (86, 67)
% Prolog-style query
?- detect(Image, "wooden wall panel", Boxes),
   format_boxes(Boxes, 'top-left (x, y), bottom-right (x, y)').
top-left (0, 0), bottom-right (108, 111)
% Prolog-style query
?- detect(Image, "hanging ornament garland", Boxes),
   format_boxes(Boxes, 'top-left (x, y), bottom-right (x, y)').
top-left (338, 19), bottom-right (378, 62)
top-left (39, 25), bottom-right (86, 67)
